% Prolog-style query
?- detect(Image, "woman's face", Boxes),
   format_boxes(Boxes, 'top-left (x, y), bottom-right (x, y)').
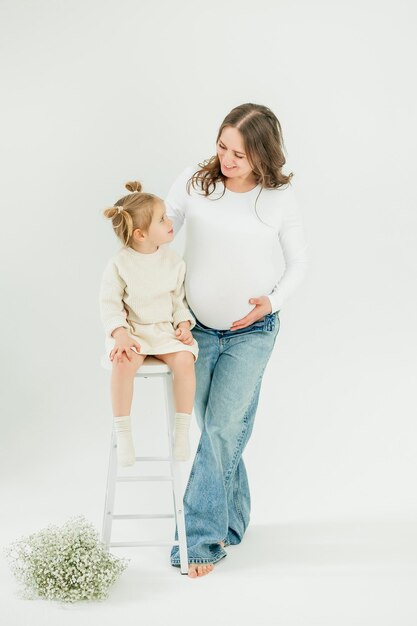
top-left (216, 126), bottom-right (255, 182)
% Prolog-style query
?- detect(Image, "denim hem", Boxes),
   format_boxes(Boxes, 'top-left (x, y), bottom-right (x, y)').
top-left (171, 550), bottom-right (227, 567)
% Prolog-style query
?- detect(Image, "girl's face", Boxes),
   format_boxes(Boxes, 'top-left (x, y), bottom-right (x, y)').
top-left (147, 201), bottom-right (174, 244)
top-left (133, 201), bottom-right (174, 247)
top-left (216, 126), bottom-right (255, 182)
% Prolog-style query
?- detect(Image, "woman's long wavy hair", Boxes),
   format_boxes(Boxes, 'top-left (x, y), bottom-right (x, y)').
top-left (187, 103), bottom-right (293, 199)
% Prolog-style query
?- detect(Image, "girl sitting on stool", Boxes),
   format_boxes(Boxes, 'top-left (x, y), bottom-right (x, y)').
top-left (100, 180), bottom-right (199, 466)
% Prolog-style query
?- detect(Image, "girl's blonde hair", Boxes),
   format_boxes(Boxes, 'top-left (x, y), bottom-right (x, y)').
top-left (187, 102), bottom-right (293, 198)
top-left (103, 181), bottom-right (161, 246)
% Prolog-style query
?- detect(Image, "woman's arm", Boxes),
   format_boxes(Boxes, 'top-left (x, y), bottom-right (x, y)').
top-left (230, 186), bottom-right (308, 330)
top-left (267, 187), bottom-right (308, 313)
top-left (164, 166), bottom-right (194, 236)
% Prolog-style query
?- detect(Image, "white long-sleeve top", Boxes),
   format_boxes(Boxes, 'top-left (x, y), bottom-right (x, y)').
top-left (99, 245), bottom-right (196, 338)
top-left (164, 165), bottom-right (308, 330)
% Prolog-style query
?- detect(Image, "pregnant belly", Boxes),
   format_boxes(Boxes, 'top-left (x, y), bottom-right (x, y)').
top-left (185, 275), bottom-right (274, 330)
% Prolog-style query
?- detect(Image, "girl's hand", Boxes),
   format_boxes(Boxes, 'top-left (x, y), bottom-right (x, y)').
top-left (175, 327), bottom-right (194, 345)
top-left (110, 330), bottom-right (141, 362)
top-left (229, 296), bottom-right (273, 331)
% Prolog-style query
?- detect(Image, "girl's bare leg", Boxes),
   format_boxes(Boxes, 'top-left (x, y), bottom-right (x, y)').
top-left (110, 351), bottom-right (146, 466)
top-left (153, 351), bottom-right (195, 413)
top-left (111, 351), bottom-right (146, 415)
top-left (154, 352), bottom-right (195, 460)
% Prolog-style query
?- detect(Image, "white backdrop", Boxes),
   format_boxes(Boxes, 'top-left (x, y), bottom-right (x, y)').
top-left (1, 0), bottom-right (416, 547)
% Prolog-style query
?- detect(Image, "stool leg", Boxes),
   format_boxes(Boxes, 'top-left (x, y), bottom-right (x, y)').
top-left (163, 373), bottom-right (189, 575)
top-left (102, 426), bottom-right (118, 550)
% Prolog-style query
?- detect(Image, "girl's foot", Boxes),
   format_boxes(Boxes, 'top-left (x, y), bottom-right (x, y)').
top-left (188, 563), bottom-right (214, 577)
top-left (173, 412), bottom-right (192, 461)
top-left (114, 416), bottom-right (136, 466)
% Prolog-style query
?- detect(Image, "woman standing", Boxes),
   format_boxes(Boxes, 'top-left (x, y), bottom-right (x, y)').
top-left (164, 103), bottom-right (308, 578)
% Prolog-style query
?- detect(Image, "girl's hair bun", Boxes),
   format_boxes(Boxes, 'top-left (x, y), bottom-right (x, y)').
top-left (125, 180), bottom-right (142, 193)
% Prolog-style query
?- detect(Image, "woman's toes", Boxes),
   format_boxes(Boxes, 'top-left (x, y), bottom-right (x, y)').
top-left (188, 563), bottom-right (214, 577)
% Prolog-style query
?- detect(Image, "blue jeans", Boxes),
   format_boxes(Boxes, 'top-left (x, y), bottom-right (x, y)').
top-left (170, 308), bottom-right (280, 566)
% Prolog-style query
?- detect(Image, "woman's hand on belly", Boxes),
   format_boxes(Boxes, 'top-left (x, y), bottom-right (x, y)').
top-left (229, 296), bottom-right (273, 331)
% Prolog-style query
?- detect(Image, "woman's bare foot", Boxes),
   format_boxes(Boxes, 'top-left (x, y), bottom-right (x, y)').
top-left (188, 563), bottom-right (214, 577)
top-left (187, 542), bottom-right (225, 577)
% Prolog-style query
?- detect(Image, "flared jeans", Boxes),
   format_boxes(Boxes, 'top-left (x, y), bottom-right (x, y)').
top-left (170, 309), bottom-right (280, 566)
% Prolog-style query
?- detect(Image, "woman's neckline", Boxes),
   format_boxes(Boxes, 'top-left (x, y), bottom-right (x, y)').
top-left (223, 181), bottom-right (261, 195)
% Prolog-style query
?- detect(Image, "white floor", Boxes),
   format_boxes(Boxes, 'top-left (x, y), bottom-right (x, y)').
top-left (2, 519), bottom-right (417, 626)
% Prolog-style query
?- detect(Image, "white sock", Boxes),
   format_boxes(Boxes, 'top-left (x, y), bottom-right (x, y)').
top-left (114, 415), bottom-right (136, 467)
top-left (173, 412), bottom-right (192, 461)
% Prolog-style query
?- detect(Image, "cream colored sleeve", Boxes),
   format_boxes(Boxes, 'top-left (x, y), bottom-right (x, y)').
top-left (99, 260), bottom-right (130, 337)
top-left (172, 260), bottom-right (196, 330)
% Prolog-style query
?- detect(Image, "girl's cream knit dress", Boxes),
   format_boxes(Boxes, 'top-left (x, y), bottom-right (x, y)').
top-left (100, 244), bottom-right (199, 362)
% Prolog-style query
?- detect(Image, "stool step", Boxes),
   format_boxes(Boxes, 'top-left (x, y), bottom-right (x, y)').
top-left (116, 475), bottom-right (173, 482)
top-left (112, 513), bottom-right (175, 520)
top-left (101, 360), bottom-right (189, 573)
top-left (110, 540), bottom-right (180, 547)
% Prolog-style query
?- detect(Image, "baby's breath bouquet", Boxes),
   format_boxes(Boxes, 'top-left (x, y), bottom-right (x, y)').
top-left (3, 514), bottom-right (129, 603)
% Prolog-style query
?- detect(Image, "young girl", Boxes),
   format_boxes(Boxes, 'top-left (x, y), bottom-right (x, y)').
top-left (99, 180), bottom-right (199, 467)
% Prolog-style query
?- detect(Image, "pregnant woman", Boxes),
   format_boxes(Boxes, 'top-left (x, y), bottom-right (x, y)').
top-left (164, 102), bottom-right (308, 578)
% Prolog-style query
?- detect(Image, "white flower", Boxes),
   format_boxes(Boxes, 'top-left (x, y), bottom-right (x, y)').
top-left (3, 515), bottom-right (129, 603)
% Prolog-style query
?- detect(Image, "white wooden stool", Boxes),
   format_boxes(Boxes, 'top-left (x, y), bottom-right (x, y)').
top-left (101, 355), bottom-right (189, 575)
